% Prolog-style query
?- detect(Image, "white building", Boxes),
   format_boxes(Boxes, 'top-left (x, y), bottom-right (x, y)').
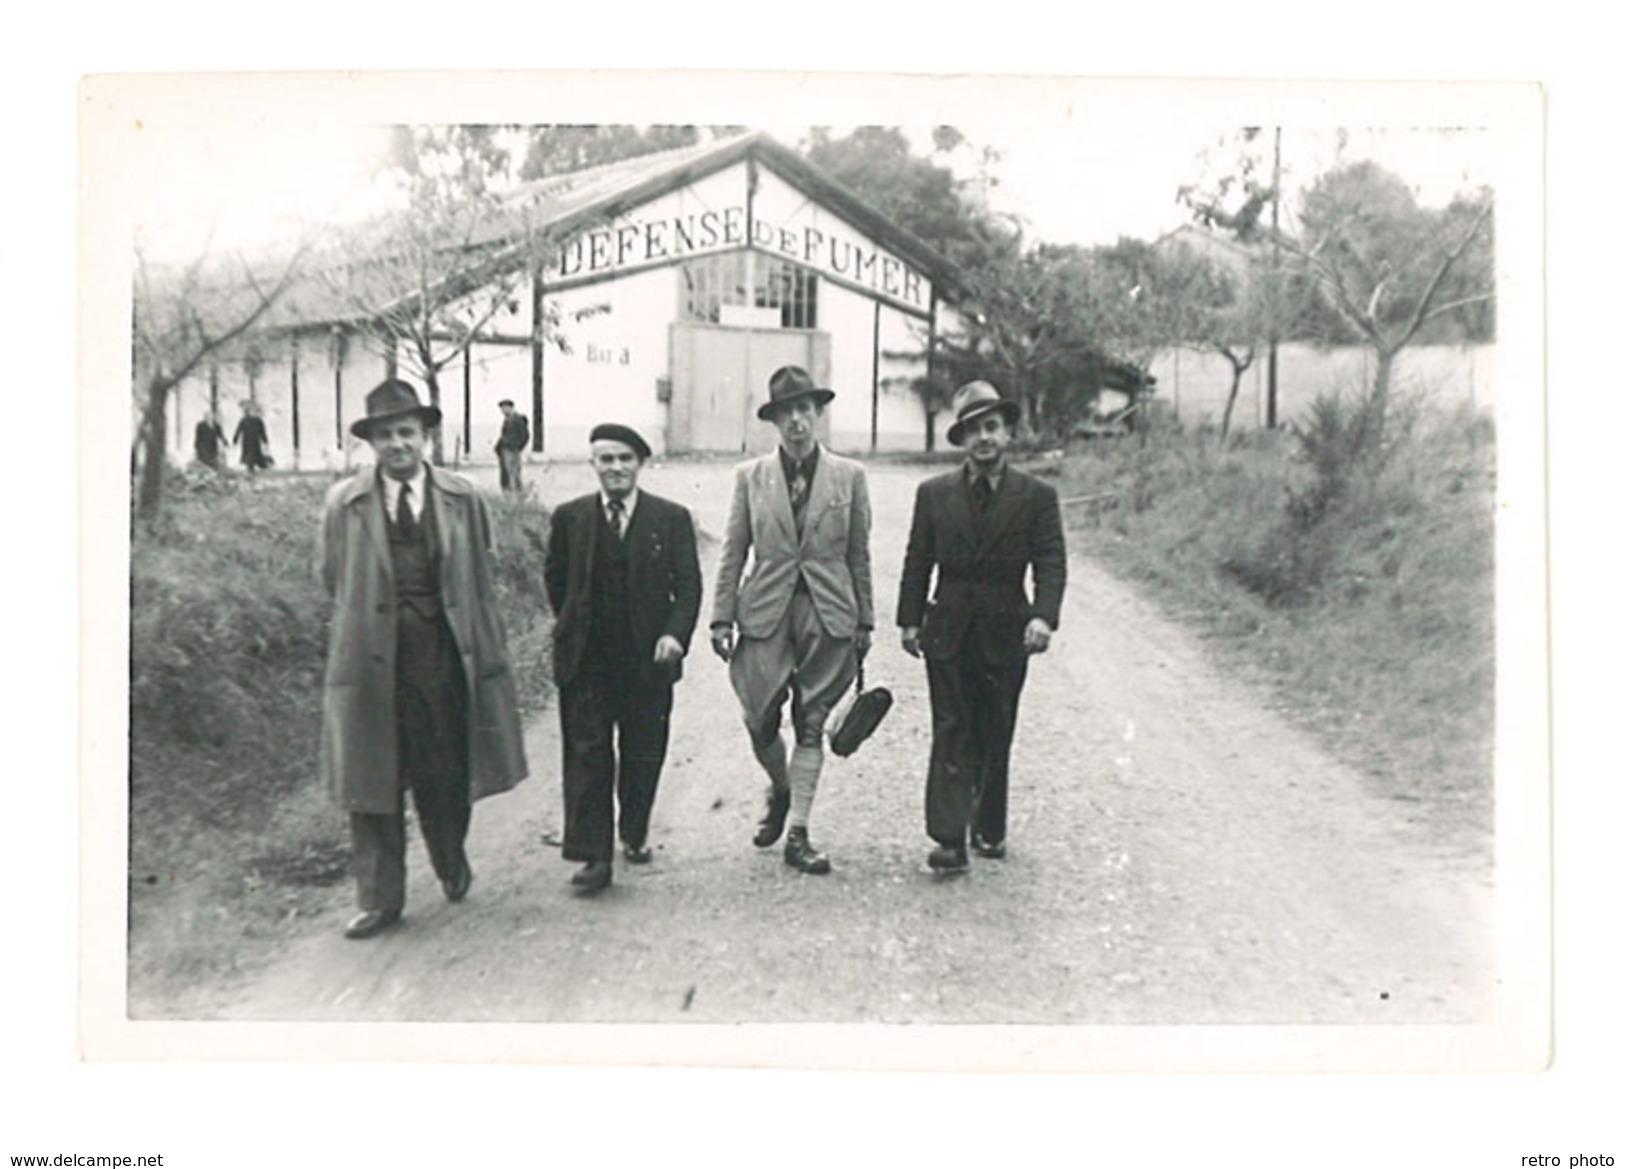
top-left (168, 132), bottom-right (959, 469)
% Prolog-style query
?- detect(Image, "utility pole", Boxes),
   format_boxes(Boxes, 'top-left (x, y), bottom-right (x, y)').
top-left (1266, 125), bottom-right (1282, 430)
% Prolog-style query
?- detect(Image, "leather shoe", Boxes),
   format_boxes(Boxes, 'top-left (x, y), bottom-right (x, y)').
top-left (970, 833), bottom-right (1006, 860)
top-left (783, 827), bottom-right (831, 875)
top-left (442, 858), bottom-right (473, 902)
top-left (753, 786), bottom-right (791, 848)
top-left (343, 909), bottom-right (402, 939)
top-left (570, 861), bottom-right (613, 891)
top-left (623, 844), bottom-right (653, 865)
top-left (928, 844), bottom-right (970, 873)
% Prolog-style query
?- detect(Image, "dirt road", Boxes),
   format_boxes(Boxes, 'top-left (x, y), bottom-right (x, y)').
top-left (214, 459), bottom-right (1491, 1026)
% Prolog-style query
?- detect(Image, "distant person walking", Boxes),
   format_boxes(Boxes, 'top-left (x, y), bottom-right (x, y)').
top-left (544, 423), bottom-right (701, 892)
top-left (495, 399), bottom-right (530, 494)
top-left (897, 381), bottom-right (1067, 873)
top-left (316, 378), bottom-right (528, 939)
top-left (710, 366), bottom-right (874, 875)
top-left (233, 401), bottom-right (272, 474)
top-left (193, 409), bottom-right (227, 471)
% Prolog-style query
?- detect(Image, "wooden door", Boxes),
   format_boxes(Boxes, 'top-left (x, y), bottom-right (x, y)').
top-left (669, 324), bottom-right (829, 453)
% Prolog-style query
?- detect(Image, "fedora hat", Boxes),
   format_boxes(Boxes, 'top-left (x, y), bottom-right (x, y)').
top-left (946, 380), bottom-right (1020, 446)
top-left (351, 378), bottom-right (442, 439)
top-left (757, 365), bottom-right (835, 422)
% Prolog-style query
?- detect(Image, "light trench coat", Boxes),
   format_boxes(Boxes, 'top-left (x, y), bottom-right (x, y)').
top-left (317, 466), bottom-right (528, 814)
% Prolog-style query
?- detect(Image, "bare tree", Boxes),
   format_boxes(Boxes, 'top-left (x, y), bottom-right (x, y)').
top-left (131, 245), bottom-right (304, 522)
top-left (316, 127), bottom-right (558, 465)
top-left (1154, 239), bottom-right (1281, 439)
top-left (1285, 162), bottom-right (1494, 439)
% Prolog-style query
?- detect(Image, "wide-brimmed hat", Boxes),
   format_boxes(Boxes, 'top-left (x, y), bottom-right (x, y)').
top-left (946, 380), bottom-right (1020, 446)
top-left (351, 378), bottom-right (442, 439)
top-left (589, 422), bottom-right (652, 461)
top-left (757, 365), bottom-right (835, 422)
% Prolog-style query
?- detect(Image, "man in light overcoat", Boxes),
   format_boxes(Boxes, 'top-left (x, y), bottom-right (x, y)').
top-left (710, 366), bottom-right (874, 875)
top-left (317, 378), bottom-right (528, 939)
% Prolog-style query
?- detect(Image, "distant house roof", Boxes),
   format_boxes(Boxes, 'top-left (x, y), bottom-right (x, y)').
top-left (1151, 223), bottom-right (1264, 279)
top-left (237, 131), bottom-right (958, 336)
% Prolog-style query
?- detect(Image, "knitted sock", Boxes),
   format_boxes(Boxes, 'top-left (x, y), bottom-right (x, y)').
top-left (752, 733), bottom-right (790, 794)
top-left (787, 744), bottom-right (823, 829)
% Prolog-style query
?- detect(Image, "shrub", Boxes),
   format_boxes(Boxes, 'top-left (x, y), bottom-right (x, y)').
top-left (1045, 392), bottom-right (1494, 852)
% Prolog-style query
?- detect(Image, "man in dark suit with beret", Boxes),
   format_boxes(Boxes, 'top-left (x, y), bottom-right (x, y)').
top-left (545, 423), bottom-right (702, 891)
top-left (896, 381), bottom-right (1068, 873)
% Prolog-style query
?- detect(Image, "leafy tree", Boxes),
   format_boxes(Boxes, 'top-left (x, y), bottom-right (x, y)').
top-left (131, 245), bottom-right (304, 522)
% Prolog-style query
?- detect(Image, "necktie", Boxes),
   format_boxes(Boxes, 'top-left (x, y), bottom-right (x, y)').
top-left (396, 482), bottom-right (415, 533)
top-left (608, 498), bottom-right (625, 540)
top-left (974, 475), bottom-right (994, 514)
top-left (788, 466), bottom-right (808, 512)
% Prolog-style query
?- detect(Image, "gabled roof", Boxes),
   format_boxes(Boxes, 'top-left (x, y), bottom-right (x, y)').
top-left (1151, 223), bottom-right (1264, 277)
top-left (237, 131), bottom-right (957, 335)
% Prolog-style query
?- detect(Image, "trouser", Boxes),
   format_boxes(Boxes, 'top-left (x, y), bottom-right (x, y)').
top-left (559, 669), bottom-right (674, 863)
top-left (350, 606), bottom-right (471, 912)
top-left (498, 448), bottom-right (524, 493)
top-left (729, 591), bottom-right (858, 753)
top-left (923, 643), bottom-right (1028, 848)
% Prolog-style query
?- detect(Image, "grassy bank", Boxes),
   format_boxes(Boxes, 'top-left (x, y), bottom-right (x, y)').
top-left (127, 472), bottom-right (553, 1013)
top-left (1038, 394), bottom-right (1495, 858)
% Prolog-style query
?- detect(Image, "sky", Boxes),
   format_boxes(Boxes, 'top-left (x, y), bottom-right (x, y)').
top-left (114, 76), bottom-right (1523, 265)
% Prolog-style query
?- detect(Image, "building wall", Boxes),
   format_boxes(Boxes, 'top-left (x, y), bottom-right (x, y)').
top-left (818, 282), bottom-right (933, 453)
top-left (540, 266), bottom-right (678, 456)
top-left (1149, 342), bottom-right (1496, 430)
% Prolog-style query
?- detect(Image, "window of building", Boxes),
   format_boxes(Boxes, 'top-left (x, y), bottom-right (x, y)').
top-left (680, 252), bottom-right (818, 329)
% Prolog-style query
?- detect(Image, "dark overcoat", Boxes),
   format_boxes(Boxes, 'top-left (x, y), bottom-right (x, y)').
top-left (317, 466), bottom-right (528, 813)
top-left (544, 490), bottom-right (702, 690)
top-left (896, 465), bottom-right (1068, 667)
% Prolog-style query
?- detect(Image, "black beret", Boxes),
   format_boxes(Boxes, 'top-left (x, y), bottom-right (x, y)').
top-left (588, 422), bottom-right (652, 460)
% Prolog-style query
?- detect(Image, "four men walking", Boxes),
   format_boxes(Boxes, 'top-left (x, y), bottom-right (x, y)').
top-left (316, 369), bottom-right (1064, 936)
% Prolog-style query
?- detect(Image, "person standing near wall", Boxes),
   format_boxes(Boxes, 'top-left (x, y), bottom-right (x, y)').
top-left (234, 400), bottom-right (272, 474)
top-left (495, 399), bottom-right (530, 495)
top-left (193, 409), bottom-right (227, 471)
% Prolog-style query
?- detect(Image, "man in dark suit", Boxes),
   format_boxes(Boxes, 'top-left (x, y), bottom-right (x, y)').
top-left (896, 381), bottom-right (1067, 873)
top-left (545, 423), bottom-right (702, 891)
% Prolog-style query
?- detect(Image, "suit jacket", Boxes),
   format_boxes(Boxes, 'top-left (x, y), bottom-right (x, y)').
top-left (545, 490), bottom-right (702, 690)
top-left (711, 445), bottom-right (875, 640)
top-left (317, 466), bottom-right (528, 814)
top-left (896, 464), bottom-right (1067, 666)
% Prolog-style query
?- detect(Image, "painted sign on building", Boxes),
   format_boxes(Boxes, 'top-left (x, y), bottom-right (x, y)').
top-left (542, 162), bottom-right (932, 316)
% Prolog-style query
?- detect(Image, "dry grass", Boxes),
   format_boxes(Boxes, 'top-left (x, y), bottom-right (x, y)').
top-left (1044, 395), bottom-right (1495, 858)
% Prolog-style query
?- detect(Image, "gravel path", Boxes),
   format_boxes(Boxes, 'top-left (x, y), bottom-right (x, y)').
top-left (211, 458), bottom-right (1491, 1026)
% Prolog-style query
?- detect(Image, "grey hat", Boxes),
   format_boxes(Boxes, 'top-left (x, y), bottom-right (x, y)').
top-left (757, 365), bottom-right (835, 422)
top-left (946, 380), bottom-right (1020, 446)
